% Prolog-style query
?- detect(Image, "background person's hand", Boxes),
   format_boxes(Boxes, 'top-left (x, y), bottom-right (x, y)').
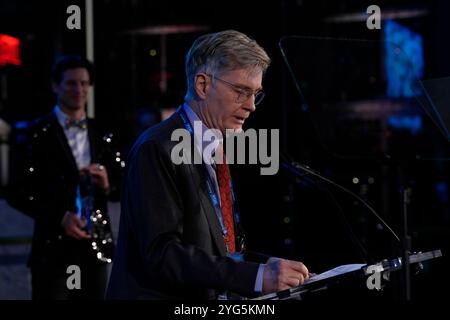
top-left (262, 257), bottom-right (309, 294)
top-left (80, 163), bottom-right (110, 193)
top-left (61, 211), bottom-right (91, 240)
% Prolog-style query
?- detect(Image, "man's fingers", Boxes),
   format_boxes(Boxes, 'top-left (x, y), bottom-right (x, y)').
top-left (70, 226), bottom-right (91, 239)
top-left (263, 258), bottom-right (310, 294)
top-left (297, 274), bottom-right (305, 285)
top-left (85, 167), bottom-right (109, 191)
top-left (77, 217), bottom-right (87, 228)
top-left (286, 274), bottom-right (305, 288)
top-left (80, 167), bottom-right (90, 174)
top-left (90, 171), bottom-right (101, 178)
top-left (90, 163), bottom-right (106, 173)
top-left (287, 260), bottom-right (309, 278)
top-left (80, 164), bottom-right (107, 177)
top-left (63, 214), bottom-right (91, 240)
top-left (66, 228), bottom-right (82, 240)
top-left (90, 172), bottom-right (106, 181)
top-left (69, 230), bottom-right (83, 240)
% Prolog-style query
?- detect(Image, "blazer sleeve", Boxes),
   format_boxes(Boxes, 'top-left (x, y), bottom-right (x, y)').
top-left (124, 139), bottom-right (261, 297)
top-left (96, 131), bottom-right (125, 202)
top-left (7, 125), bottom-right (42, 219)
top-left (6, 125), bottom-right (67, 233)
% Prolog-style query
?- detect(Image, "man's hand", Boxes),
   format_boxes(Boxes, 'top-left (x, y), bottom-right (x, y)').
top-left (80, 163), bottom-right (110, 193)
top-left (61, 211), bottom-right (91, 240)
top-left (262, 257), bottom-right (309, 294)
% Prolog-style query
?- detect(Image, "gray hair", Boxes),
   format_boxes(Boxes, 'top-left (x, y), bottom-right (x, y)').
top-left (184, 30), bottom-right (271, 101)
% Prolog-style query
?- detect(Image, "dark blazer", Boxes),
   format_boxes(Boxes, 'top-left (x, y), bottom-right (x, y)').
top-left (7, 111), bottom-right (122, 268)
top-left (107, 109), bottom-right (268, 300)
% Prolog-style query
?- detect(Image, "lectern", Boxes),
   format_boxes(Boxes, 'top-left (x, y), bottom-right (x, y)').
top-left (253, 250), bottom-right (442, 300)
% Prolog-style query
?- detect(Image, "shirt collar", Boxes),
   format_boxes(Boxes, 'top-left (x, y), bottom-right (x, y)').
top-left (54, 105), bottom-right (87, 130)
top-left (183, 102), bottom-right (222, 164)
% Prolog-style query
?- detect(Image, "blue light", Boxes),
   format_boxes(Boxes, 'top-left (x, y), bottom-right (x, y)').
top-left (435, 181), bottom-right (449, 203)
top-left (387, 114), bottom-right (422, 135)
top-left (384, 20), bottom-right (424, 98)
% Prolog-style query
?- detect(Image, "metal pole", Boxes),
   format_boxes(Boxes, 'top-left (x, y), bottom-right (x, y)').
top-left (85, 0), bottom-right (95, 118)
top-left (160, 34), bottom-right (167, 94)
top-left (0, 119), bottom-right (10, 187)
top-left (402, 187), bottom-right (412, 300)
top-left (0, 74), bottom-right (10, 187)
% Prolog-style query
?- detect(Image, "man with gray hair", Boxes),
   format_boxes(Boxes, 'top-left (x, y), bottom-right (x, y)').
top-left (107, 30), bottom-right (309, 299)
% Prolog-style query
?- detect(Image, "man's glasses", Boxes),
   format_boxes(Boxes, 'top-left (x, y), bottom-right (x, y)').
top-left (206, 74), bottom-right (265, 106)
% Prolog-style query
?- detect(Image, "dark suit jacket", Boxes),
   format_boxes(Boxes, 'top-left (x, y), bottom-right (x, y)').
top-left (107, 109), bottom-right (268, 300)
top-left (7, 111), bottom-right (122, 268)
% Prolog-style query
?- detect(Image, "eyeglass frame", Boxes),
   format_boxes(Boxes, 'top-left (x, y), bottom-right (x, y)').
top-left (203, 73), bottom-right (266, 106)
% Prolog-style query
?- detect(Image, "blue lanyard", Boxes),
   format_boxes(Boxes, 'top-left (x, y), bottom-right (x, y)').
top-left (178, 107), bottom-right (241, 238)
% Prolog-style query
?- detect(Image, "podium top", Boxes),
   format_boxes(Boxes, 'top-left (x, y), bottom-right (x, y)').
top-left (252, 250), bottom-right (442, 300)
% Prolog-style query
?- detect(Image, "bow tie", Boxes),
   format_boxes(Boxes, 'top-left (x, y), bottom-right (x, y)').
top-left (65, 118), bottom-right (87, 130)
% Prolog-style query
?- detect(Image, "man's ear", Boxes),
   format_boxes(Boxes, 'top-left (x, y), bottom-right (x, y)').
top-left (194, 73), bottom-right (209, 100)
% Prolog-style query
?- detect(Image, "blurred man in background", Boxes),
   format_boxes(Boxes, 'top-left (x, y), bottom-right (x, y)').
top-left (7, 55), bottom-right (123, 300)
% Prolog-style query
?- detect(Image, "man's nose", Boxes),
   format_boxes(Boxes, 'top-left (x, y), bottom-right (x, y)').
top-left (243, 95), bottom-right (257, 112)
top-left (244, 98), bottom-right (256, 112)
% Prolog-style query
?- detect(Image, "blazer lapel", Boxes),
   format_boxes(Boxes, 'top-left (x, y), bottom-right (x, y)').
top-left (172, 111), bottom-right (227, 256)
top-left (189, 162), bottom-right (227, 256)
top-left (87, 120), bottom-right (98, 163)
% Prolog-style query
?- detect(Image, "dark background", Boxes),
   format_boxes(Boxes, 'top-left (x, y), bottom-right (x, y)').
top-left (1, 0), bottom-right (449, 300)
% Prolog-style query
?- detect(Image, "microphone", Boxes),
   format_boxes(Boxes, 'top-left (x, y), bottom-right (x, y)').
top-left (280, 153), bottom-right (401, 246)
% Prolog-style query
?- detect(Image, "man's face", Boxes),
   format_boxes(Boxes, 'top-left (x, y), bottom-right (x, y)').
top-left (204, 68), bottom-right (263, 133)
top-left (52, 68), bottom-right (90, 112)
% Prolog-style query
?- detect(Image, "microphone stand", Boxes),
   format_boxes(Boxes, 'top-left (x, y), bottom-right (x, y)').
top-left (396, 162), bottom-right (413, 301)
top-left (390, 158), bottom-right (414, 301)
top-left (281, 157), bottom-right (401, 244)
top-left (402, 187), bottom-right (412, 301)
top-left (280, 154), bottom-right (419, 300)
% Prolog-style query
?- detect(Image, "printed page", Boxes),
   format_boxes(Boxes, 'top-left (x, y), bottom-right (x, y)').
top-left (305, 264), bottom-right (366, 284)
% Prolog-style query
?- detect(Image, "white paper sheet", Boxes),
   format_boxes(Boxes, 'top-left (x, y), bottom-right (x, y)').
top-left (304, 264), bottom-right (366, 284)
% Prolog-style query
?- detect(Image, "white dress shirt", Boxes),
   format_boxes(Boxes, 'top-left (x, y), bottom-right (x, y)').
top-left (54, 105), bottom-right (91, 169)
